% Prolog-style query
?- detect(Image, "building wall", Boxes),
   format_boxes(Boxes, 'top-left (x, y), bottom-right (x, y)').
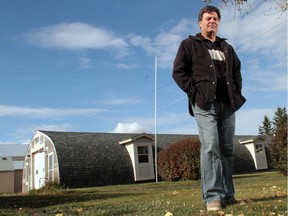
top-left (0, 170), bottom-right (22, 193)
top-left (22, 131), bottom-right (60, 193)
top-left (22, 144), bottom-right (32, 193)
top-left (0, 171), bottom-right (14, 193)
top-left (44, 138), bottom-right (59, 183)
top-left (124, 143), bottom-right (136, 179)
top-left (14, 170), bottom-right (23, 193)
top-left (134, 139), bottom-right (155, 181)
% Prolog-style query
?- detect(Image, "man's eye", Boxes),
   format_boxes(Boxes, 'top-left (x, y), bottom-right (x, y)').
top-left (206, 18), bottom-right (218, 21)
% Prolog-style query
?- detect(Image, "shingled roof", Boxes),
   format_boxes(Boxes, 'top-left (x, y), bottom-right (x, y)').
top-left (40, 131), bottom-right (136, 188)
top-left (33, 131), bottom-right (259, 190)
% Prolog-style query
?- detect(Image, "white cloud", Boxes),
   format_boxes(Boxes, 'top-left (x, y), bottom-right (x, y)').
top-left (109, 106), bottom-right (278, 136)
top-left (243, 58), bottom-right (287, 91)
top-left (111, 122), bottom-right (147, 133)
top-left (220, 2), bottom-right (287, 55)
top-left (92, 97), bottom-right (143, 106)
top-left (217, 2), bottom-right (288, 93)
top-left (129, 18), bottom-right (196, 67)
top-left (34, 123), bottom-right (74, 131)
top-left (24, 22), bottom-right (129, 50)
top-left (0, 105), bottom-right (106, 118)
top-left (117, 63), bottom-right (139, 69)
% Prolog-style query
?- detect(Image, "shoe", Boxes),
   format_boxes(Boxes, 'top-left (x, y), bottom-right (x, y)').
top-left (225, 197), bottom-right (241, 206)
top-left (207, 200), bottom-right (222, 211)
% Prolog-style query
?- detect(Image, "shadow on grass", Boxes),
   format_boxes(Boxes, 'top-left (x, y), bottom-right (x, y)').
top-left (233, 174), bottom-right (263, 179)
top-left (0, 192), bottom-right (142, 209)
top-left (249, 194), bottom-right (287, 203)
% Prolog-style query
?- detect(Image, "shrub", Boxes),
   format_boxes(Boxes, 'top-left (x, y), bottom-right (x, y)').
top-left (157, 137), bottom-right (200, 181)
top-left (29, 182), bottom-right (67, 195)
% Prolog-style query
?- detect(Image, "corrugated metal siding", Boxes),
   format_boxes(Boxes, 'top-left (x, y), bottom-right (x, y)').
top-left (0, 144), bottom-right (28, 157)
top-left (0, 171), bottom-right (14, 193)
top-left (0, 157), bottom-right (14, 171)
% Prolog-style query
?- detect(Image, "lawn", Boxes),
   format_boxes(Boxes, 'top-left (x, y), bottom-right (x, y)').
top-left (0, 171), bottom-right (287, 216)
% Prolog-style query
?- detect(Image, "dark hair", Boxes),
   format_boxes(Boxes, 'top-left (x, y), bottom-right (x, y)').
top-left (198, 5), bottom-right (221, 22)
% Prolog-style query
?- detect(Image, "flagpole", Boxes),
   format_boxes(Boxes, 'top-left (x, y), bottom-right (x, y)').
top-left (154, 56), bottom-right (158, 183)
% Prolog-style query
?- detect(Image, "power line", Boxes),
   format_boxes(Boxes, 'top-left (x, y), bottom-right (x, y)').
top-left (123, 20), bottom-right (287, 114)
top-left (236, 20), bottom-right (286, 49)
top-left (67, 19), bottom-right (287, 131)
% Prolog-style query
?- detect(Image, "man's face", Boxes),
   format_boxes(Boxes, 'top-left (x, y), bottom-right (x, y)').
top-left (198, 12), bottom-right (220, 35)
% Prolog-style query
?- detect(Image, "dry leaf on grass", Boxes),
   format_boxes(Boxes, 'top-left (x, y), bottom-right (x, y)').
top-left (218, 210), bottom-right (225, 216)
top-left (164, 211), bottom-right (173, 216)
top-left (172, 190), bottom-right (178, 195)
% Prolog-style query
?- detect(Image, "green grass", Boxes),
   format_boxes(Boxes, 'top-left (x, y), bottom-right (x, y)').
top-left (0, 172), bottom-right (287, 216)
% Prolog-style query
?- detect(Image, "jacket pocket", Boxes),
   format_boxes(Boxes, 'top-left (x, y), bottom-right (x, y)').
top-left (233, 90), bottom-right (246, 111)
top-left (192, 76), bottom-right (213, 105)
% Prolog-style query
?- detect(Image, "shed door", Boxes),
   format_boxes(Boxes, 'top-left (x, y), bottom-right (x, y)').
top-left (136, 145), bottom-right (155, 181)
top-left (255, 143), bottom-right (268, 170)
top-left (34, 152), bottom-right (46, 189)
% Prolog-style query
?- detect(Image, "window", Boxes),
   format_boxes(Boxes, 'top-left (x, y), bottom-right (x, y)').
top-left (48, 153), bottom-right (54, 181)
top-left (25, 163), bottom-right (29, 182)
top-left (255, 144), bottom-right (264, 154)
top-left (138, 146), bottom-right (149, 163)
top-left (34, 137), bottom-right (39, 145)
top-left (40, 135), bottom-right (44, 144)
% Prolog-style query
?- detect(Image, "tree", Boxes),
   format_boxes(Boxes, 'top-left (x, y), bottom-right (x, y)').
top-left (258, 107), bottom-right (287, 135)
top-left (268, 107), bottom-right (287, 176)
top-left (258, 107), bottom-right (287, 175)
top-left (273, 107), bottom-right (287, 131)
top-left (258, 115), bottom-right (274, 136)
top-left (201, 0), bottom-right (287, 13)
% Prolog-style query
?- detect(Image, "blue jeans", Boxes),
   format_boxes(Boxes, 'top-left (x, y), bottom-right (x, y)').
top-left (192, 102), bottom-right (235, 204)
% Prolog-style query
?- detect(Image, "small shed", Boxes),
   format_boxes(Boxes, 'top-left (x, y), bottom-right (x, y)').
top-left (238, 135), bottom-right (268, 170)
top-left (0, 157), bottom-right (15, 193)
top-left (0, 144), bottom-right (27, 193)
top-left (119, 133), bottom-right (155, 181)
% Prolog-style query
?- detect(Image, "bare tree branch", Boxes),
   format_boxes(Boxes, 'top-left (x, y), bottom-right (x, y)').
top-left (201, 0), bottom-right (287, 13)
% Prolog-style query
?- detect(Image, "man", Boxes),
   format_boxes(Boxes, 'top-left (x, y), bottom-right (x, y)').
top-left (172, 5), bottom-right (246, 211)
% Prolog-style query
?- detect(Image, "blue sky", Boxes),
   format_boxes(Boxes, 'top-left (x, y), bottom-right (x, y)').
top-left (1, 0), bottom-right (287, 144)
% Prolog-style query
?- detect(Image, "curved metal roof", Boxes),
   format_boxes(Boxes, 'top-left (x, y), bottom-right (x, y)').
top-left (39, 131), bottom-right (135, 188)
top-left (37, 131), bottom-right (258, 188)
